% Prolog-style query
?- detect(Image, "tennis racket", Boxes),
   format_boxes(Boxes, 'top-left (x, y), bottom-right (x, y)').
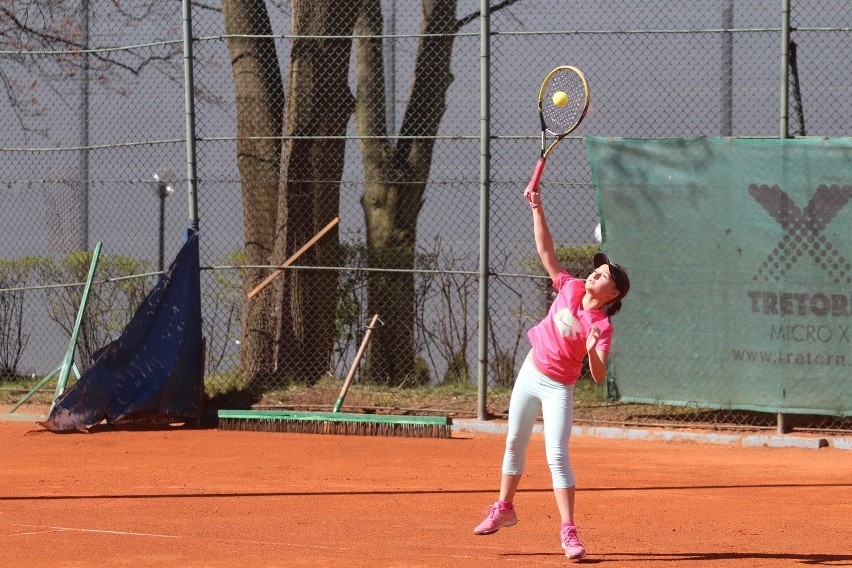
top-left (528, 66), bottom-right (590, 199)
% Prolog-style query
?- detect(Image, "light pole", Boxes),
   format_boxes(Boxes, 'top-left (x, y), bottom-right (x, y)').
top-left (152, 171), bottom-right (174, 272)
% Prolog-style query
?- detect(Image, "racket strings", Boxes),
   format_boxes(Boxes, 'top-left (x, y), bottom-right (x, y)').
top-left (542, 69), bottom-right (588, 135)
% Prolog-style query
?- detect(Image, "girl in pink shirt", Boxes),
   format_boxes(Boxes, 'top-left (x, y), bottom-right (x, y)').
top-left (473, 174), bottom-right (630, 560)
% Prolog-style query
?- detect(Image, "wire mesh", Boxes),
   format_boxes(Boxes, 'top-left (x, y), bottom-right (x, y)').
top-left (1, 0), bottom-right (850, 433)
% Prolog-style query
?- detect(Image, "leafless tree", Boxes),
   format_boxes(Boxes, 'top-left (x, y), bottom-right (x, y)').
top-left (224, 0), bottom-right (521, 388)
top-left (0, 0), bottom-right (185, 137)
top-left (354, 0), bottom-right (521, 384)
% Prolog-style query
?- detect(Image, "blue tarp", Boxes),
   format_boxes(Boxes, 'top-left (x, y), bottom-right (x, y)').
top-left (42, 233), bottom-right (203, 431)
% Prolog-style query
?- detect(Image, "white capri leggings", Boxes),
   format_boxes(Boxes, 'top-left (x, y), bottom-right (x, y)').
top-left (501, 355), bottom-right (576, 488)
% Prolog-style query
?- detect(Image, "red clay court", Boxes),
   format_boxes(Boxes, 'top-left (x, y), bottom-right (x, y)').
top-left (1, 420), bottom-right (851, 567)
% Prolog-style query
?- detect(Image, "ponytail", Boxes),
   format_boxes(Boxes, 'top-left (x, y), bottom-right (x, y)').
top-left (604, 298), bottom-right (623, 318)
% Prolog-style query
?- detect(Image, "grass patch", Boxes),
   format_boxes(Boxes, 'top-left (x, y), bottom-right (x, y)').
top-left (574, 375), bottom-right (608, 404)
top-left (0, 377), bottom-right (60, 405)
top-left (204, 368), bottom-right (248, 397)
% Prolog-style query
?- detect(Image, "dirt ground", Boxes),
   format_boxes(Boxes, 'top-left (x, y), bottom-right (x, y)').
top-left (1, 419), bottom-right (851, 568)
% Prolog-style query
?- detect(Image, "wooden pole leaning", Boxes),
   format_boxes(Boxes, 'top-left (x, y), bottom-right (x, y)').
top-left (332, 314), bottom-right (382, 413)
top-left (246, 217), bottom-right (339, 300)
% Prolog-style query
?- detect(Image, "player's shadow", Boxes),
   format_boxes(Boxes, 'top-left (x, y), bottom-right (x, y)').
top-left (605, 552), bottom-right (852, 565)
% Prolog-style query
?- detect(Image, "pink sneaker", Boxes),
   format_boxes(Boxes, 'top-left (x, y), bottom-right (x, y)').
top-left (561, 524), bottom-right (586, 559)
top-left (473, 502), bottom-right (518, 535)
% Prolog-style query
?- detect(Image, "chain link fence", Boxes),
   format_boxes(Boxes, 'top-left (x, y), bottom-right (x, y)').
top-left (1, 0), bottom-right (850, 433)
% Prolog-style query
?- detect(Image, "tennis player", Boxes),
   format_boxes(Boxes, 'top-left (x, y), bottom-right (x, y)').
top-left (472, 175), bottom-right (630, 560)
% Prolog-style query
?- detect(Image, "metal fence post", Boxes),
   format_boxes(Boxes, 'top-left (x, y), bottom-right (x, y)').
top-left (477, 0), bottom-right (492, 421)
top-left (79, 0), bottom-right (90, 251)
top-left (182, 0), bottom-right (199, 233)
top-left (721, 0), bottom-right (734, 136)
top-left (778, 0), bottom-right (792, 432)
top-left (780, 0), bottom-right (791, 139)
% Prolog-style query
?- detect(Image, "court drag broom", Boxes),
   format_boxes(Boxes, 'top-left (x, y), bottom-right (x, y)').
top-left (218, 315), bottom-right (452, 438)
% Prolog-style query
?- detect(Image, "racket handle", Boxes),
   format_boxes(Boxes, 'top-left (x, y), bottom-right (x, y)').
top-left (528, 158), bottom-right (546, 207)
top-left (530, 158), bottom-right (546, 190)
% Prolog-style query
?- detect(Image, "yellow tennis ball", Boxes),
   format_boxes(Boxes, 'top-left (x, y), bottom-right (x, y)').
top-left (552, 91), bottom-right (569, 107)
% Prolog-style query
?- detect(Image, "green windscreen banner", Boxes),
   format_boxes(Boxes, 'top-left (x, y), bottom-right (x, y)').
top-left (585, 137), bottom-right (852, 417)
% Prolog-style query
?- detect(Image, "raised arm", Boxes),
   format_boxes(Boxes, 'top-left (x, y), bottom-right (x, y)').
top-left (524, 179), bottom-right (563, 281)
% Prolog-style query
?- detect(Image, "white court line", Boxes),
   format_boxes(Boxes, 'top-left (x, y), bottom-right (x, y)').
top-left (7, 524), bottom-right (569, 562)
top-left (10, 523), bottom-right (351, 550)
top-left (11, 529), bottom-right (71, 536)
top-left (13, 524), bottom-right (178, 538)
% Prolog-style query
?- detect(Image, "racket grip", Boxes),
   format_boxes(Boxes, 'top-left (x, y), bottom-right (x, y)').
top-left (528, 158), bottom-right (546, 207)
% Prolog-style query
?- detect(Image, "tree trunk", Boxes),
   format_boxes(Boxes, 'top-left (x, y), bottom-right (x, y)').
top-left (221, 0), bottom-right (284, 391)
top-left (355, 0), bottom-right (458, 384)
top-left (272, 0), bottom-right (365, 385)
